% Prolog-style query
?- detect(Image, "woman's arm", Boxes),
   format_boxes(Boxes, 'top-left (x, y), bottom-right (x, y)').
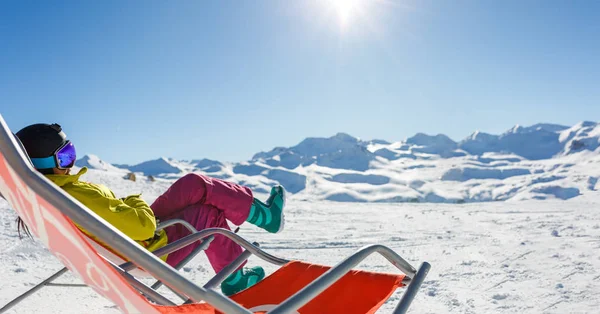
top-left (71, 189), bottom-right (157, 241)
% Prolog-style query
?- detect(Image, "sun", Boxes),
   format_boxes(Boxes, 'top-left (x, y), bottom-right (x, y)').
top-left (305, 0), bottom-right (409, 38)
top-left (325, 0), bottom-right (367, 29)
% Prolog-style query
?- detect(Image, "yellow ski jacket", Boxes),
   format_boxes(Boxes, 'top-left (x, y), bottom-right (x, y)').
top-left (45, 167), bottom-right (168, 259)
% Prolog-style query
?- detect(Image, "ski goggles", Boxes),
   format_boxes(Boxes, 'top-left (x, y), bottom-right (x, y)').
top-left (31, 141), bottom-right (77, 170)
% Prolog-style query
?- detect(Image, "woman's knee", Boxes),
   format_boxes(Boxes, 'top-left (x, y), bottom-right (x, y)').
top-left (179, 173), bottom-right (211, 186)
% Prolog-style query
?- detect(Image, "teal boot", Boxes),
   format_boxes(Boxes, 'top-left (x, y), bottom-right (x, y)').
top-left (246, 186), bottom-right (286, 234)
top-left (220, 266), bottom-right (265, 296)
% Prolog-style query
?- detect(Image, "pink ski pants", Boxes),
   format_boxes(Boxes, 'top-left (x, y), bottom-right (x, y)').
top-left (150, 173), bottom-right (253, 273)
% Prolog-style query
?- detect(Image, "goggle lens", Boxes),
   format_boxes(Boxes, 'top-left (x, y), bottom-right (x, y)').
top-left (56, 141), bottom-right (76, 169)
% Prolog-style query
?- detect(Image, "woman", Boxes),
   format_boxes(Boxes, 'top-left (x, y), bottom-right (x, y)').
top-left (15, 123), bottom-right (286, 296)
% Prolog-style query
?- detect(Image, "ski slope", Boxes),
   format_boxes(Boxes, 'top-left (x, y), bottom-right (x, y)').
top-left (1, 167), bottom-right (599, 313)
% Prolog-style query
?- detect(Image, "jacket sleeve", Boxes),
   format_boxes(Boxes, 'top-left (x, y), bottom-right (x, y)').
top-left (70, 189), bottom-right (158, 241)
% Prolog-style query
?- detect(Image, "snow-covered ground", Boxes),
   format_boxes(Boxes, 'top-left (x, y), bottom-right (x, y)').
top-left (1, 167), bottom-right (600, 313)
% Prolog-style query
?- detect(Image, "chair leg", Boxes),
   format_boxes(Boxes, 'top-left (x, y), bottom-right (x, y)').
top-left (203, 243), bottom-right (258, 289)
top-left (393, 262), bottom-right (431, 314)
top-left (0, 267), bottom-right (68, 313)
top-left (147, 235), bottom-right (216, 304)
top-left (116, 267), bottom-right (176, 306)
top-left (182, 244), bottom-right (257, 304)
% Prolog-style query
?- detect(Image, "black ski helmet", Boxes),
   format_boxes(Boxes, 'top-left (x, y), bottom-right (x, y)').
top-left (16, 123), bottom-right (68, 168)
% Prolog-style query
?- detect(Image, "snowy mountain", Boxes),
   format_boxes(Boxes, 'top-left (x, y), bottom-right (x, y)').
top-left (405, 133), bottom-right (462, 158)
top-left (75, 121), bottom-right (600, 203)
top-left (74, 154), bottom-right (126, 173)
top-left (458, 123), bottom-right (569, 160)
top-left (116, 158), bottom-right (183, 176)
top-left (252, 132), bottom-right (377, 171)
top-left (191, 158), bottom-right (224, 172)
top-left (559, 121), bottom-right (600, 155)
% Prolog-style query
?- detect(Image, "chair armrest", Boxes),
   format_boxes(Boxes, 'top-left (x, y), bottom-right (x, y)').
top-left (157, 219), bottom-right (198, 233)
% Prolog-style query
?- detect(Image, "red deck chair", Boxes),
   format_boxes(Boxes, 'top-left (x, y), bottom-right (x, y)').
top-left (0, 115), bottom-right (430, 314)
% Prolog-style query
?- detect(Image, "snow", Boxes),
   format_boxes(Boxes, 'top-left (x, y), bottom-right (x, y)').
top-left (326, 173), bottom-right (390, 185)
top-left (440, 167), bottom-right (531, 182)
top-left (373, 148), bottom-right (405, 160)
top-left (191, 158), bottom-right (224, 170)
top-left (251, 133), bottom-right (377, 171)
top-left (78, 121), bottom-right (600, 204)
top-left (559, 121), bottom-right (600, 155)
top-left (4, 121), bottom-right (600, 312)
top-left (292, 132), bottom-right (361, 156)
top-left (118, 157), bottom-right (183, 176)
top-left (233, 163), bottom-right (269, 176)
top-left (263, 169), bottom-right (307, 193)
top-left (2, 168), bottom-right (600, 313)
top-left (405, 133), bottom-right (458, 157)
top-left (75, 154), bottom-right (127, 173)
top-left (459, 126), bottom-right (564, 160)
top-left (506, 123), bottom-right (569, 134)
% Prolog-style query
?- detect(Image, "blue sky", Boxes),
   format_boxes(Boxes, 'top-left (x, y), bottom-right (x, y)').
top-left (1, 1), bottom-right (599, 164)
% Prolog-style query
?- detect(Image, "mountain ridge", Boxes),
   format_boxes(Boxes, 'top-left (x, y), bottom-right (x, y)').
top-left (76, 121), bottom-right (600, 203)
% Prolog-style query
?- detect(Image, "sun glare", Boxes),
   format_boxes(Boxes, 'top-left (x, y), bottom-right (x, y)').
top-left (326, 0), bottom-right (366, 29)
top-left (308, 0), bottom-right (405, 37)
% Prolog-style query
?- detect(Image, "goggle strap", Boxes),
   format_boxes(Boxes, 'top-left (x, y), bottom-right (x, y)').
top-left (31, 156), bottom-right (57, 169)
